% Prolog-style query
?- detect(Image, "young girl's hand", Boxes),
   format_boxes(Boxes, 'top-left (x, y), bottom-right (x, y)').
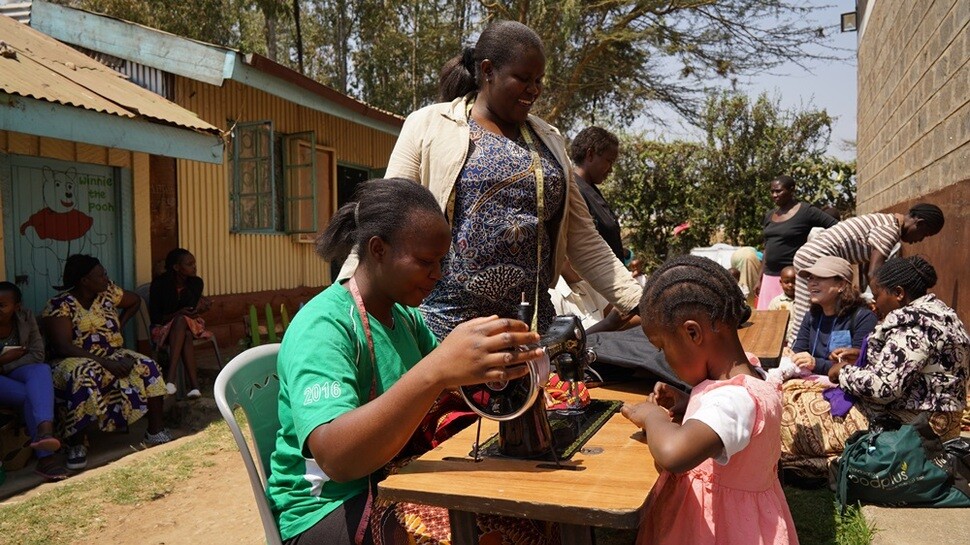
top-left (424, 315), bottom-right (541, 389)
top-left (652, 382), bottom-right (689, 423)
top-left (621, 398), bottom-right (669, 430)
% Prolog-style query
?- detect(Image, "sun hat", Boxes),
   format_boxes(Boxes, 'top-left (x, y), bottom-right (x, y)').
top-left (798, 255), bottom-right (852, 281)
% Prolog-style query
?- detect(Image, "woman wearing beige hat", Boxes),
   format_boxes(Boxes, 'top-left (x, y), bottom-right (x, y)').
top-left (789, 255), bottom-right (877, 374)
top-left (779, 255), bottom-right (878, 480)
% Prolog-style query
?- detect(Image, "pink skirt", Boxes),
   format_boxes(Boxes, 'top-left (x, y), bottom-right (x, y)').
top-left (150, 315), bottom-right (212, 349)
top-left (756, 274), bottom-right (783, 310)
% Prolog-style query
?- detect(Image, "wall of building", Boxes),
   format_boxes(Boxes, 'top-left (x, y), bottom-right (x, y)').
top-left (0, 130), bottom-right (152, 288)
top-left (856, 0), bottom-right (969, 323)
top-left (172, 77), bottom-right (399, 347)
top-left (174, 77), bottom-right (398, 298)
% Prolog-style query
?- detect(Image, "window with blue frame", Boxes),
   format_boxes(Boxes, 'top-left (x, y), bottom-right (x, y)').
top-left (230, 121), bottom-right (317, 234)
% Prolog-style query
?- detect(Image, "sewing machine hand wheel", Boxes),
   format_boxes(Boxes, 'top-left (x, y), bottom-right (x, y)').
top-left (460, 350), bottom-right (551, 421)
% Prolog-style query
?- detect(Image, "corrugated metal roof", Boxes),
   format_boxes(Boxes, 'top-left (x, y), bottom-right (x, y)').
top-left (0, 14), bottom-right (219, 135)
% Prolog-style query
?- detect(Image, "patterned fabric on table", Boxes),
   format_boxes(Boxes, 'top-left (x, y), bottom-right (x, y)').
top-left (43, 283), bottom-right (166, 438)
top-left (780, 378), bottom-right (869, 478)
top-left (421, 118), bottom-right (566, 338)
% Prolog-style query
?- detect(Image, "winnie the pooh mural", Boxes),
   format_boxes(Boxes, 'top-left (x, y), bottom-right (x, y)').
top-left (18, 166), bottom-right (106, 286)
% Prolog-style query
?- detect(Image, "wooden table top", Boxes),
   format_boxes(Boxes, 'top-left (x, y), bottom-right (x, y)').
top-left (738, 309), bottom-right (789, 362)
top-left (378, 383), bottom-right (657, 529)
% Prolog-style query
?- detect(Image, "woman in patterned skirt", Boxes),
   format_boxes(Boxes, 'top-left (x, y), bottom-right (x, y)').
top-left (43, 254), bottom-right (171, 471)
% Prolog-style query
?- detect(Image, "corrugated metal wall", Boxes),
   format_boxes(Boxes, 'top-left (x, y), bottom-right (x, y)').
top-left (174, 78), bottom-right (399, 296)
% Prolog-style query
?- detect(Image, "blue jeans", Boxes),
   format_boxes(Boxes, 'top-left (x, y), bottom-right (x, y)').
top-left (0, 363), bottom-right (56, 458)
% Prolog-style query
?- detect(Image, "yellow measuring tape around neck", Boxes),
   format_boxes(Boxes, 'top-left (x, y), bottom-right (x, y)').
top-left (519, 126), bottom-right (544, 334)
top-left (467, 97), bottom-right (545, 333)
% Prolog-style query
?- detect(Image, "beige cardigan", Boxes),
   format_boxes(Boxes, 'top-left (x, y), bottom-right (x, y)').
top-left (339, 96), bottom-right (642, 314)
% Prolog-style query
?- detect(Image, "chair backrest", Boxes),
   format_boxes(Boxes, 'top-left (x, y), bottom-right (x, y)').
top-left (214, 343), bottom-right (283, 545)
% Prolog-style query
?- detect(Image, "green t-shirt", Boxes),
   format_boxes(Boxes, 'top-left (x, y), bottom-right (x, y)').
top-left (267, 283), bottom-right (439, 540)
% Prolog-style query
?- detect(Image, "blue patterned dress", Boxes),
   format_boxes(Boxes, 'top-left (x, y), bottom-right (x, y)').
top-left (420, 119), bottom-right (566, 338)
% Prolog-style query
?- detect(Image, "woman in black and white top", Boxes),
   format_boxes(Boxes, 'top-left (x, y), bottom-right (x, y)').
top-left (788, 203), bottom-right (944, 344)
top-left (828, 255), bottom-right (969, 441)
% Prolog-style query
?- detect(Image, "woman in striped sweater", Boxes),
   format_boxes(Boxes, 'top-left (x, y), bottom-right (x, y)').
top-left (787, 203), bottom-right (944, 344)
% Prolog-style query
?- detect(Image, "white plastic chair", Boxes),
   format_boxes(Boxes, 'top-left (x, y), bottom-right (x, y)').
top-left (214, 343), bottom-right (283, 545)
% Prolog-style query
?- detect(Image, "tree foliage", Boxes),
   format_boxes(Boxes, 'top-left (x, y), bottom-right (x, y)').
top-left (604, 91), bottom-right (856, 270)
top-left (56, 0), bottom-right (836, 133)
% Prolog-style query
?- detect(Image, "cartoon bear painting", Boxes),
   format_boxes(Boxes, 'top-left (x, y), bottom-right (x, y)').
top-left (19, 167), bottom-right (106, 286)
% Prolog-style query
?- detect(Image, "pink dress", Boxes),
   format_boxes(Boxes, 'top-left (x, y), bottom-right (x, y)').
top-left (638, 374), bottom-right (799, 545)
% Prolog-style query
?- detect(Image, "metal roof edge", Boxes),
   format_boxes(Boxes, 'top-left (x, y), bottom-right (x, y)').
top-left (232, 54), bottom-right (403, 136)
top-left (30, 0), bottom-right (232, 87)
top-left (1, 94), bottom-right (224, 164)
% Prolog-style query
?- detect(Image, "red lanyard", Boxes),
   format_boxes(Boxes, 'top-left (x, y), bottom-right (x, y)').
top-left (347, 276), bottom-right (378, 545)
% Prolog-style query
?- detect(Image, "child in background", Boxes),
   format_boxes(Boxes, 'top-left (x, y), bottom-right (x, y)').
top-left (768, 266), bottom-right (797, 342)
top-left (621, 255), bottom-right (798, 545)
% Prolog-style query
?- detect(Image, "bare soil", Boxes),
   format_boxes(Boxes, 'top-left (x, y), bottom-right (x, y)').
top-left (79, 443), bottom-right (264, 545)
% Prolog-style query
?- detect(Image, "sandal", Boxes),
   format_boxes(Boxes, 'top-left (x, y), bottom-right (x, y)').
top-left (30, 434), bottom-right (61, 452)
top-left (35, 457), bottom-right (69, 481)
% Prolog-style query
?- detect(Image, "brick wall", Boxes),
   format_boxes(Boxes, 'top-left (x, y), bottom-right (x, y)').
top-left (856, 0), bottom-right (969, 324)
top-left (857, 0), bottom-right (967, 212)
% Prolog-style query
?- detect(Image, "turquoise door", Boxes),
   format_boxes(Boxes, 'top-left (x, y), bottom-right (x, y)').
top-left (2, 154), bottom-right (134, 314)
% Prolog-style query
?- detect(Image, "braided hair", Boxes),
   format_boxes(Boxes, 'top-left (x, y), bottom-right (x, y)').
top-left (316, 178), bottom-right (444, 263)
top-left (876, 255), bottom-right (937, 299)
top-left (907, 203), bottom-right (944, 234)
top-left (640, 255), bottom-right (751, 331)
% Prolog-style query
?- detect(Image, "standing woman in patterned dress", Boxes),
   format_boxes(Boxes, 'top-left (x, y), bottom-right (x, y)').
top-left (340, 20), bottom-right (641, 339)
top-left (788, 203), bottom-right (944, 344)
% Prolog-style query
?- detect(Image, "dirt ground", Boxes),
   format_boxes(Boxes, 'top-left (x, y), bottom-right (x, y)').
top-left (83, 441), bottom-right (265, 545)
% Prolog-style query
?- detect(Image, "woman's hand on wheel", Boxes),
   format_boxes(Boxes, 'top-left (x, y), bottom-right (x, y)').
top-left (425, 315), bottom-right (541, 389)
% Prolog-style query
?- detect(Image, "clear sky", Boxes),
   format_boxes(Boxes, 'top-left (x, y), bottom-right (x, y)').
top-left (637, 1), bottom-right (859, 161)
top-left (741, 1), bottom-right (859, 160)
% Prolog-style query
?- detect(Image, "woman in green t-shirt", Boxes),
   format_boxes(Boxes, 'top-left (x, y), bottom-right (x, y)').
top-left (268, 178), bottom-right (541, 544)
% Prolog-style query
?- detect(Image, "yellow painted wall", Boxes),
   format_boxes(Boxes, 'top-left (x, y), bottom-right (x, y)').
top-left (0, 130), bottom-right (152, 286)
top-left (174, 78), bottom-right (399, 296)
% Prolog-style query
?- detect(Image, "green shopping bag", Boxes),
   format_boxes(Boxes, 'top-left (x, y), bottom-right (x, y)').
top-left (836, 414), bottom-right (970, 511)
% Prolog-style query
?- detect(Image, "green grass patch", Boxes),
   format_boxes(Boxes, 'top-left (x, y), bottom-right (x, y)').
top-left (0, 419), bottom-right (236, 545)
top-left (785, 486), bottom-right (876, 545)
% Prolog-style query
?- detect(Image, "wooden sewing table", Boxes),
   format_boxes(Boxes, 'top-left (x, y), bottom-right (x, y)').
top-left (378, 310), bottom-right (790, 544)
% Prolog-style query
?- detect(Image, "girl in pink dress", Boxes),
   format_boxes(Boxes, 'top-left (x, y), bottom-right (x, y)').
top-left (622, 255), bottom-right (798, 545)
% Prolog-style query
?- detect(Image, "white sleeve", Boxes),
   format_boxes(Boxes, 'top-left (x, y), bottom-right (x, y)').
top-left (684, 385), bottom-right (756, 465)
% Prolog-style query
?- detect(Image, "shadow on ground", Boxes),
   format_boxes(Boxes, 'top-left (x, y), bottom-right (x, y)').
top-left (1, 348), bottom-right (238, 500)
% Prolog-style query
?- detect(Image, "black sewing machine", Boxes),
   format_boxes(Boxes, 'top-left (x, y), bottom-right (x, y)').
top-left (460, 302), bottom-right (594, 459)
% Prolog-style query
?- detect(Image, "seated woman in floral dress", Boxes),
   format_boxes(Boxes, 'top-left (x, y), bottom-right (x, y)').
top-left (828, 255), bottom-right (969, 441)
top-left (43, 255), bottom-right (171, 471)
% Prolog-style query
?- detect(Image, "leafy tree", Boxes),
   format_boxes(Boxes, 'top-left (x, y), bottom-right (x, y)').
top-left (604, 138), bottom-right (712, 270)
top-left (605, 91), bottom-right (855, 269)
top-left (697, 91), bottom-right (835, 245)
top-left (59, 0), bottom-right (837, 132)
